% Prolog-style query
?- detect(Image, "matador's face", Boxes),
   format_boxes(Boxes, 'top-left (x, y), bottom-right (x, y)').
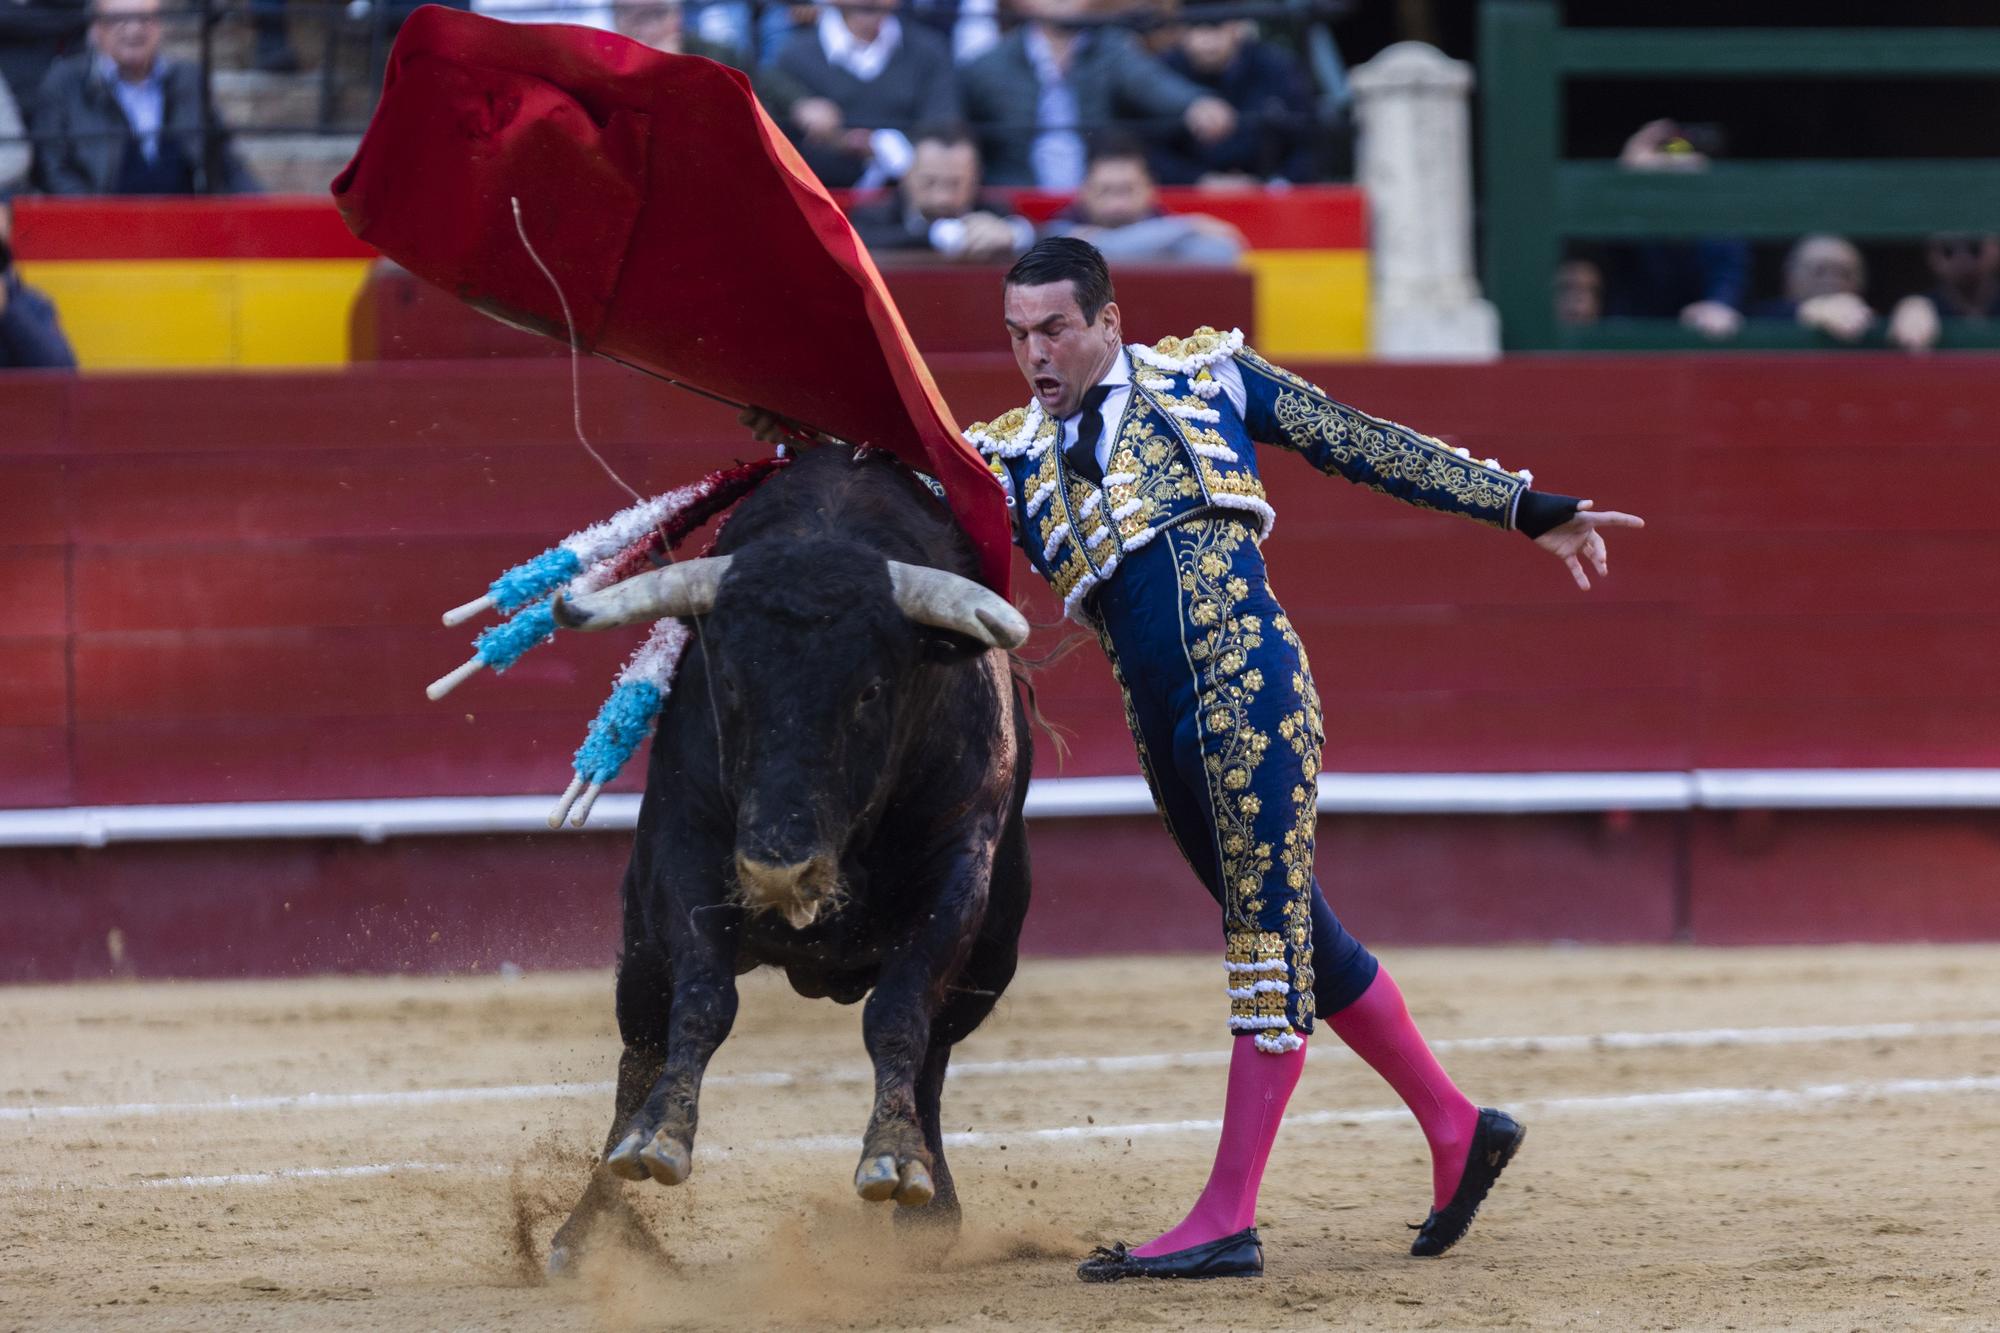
top-left (1002, 281), bottom-right (1123, 420)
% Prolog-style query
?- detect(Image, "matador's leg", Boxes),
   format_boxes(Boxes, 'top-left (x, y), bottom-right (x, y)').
top-left (1223, 522), bottom-right (1525, 1258)
top-left (1080, 516), bottom-right (1313, 1274)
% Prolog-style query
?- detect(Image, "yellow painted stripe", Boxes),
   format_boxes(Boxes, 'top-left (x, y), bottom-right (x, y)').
top-left (15, 259), bottom-right (375, 370)
top-left (1244, 249), bottom-right (1371, 360)
top-left (19, 250), bottom-right (1377, 368)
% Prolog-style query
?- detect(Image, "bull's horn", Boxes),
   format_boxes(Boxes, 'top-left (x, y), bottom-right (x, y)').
top-left (887, 563), bottom-right (1030, 650)
top-left (552, 556), bottom-right (734, 630)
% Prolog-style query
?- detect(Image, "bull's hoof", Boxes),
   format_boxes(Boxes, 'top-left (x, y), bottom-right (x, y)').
top-left (855, 1154), bottom-right (901, 1202)
top-left (639, 1131), bottom-right (693, 1185)
top-left (605, 1131), bottom-right (651, 1182)
top-left (546, 1243), bottom-right (579, 1279)
top-left (854, 1153), bottom-right (935, 1206)
top-left (893, 1159), bottom-right (935, 1208)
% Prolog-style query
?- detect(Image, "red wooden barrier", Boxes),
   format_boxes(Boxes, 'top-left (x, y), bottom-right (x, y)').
top-left (5, 353), bottom-right (2000, 977)
top-left (349, 261), bottom-right (1257, 361)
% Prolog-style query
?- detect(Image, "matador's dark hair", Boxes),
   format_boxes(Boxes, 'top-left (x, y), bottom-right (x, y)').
top-left (1004, 236), bottom-right (1116, 325)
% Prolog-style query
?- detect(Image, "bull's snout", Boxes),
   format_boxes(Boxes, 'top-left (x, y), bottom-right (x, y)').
top-left (734, 851), bottom-right (840, 929)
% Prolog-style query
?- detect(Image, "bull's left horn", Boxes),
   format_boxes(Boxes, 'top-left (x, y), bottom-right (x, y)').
top-left (551, 556), bottom-right (734, 631)
top-left (887, 563), bottom-right (1030, 650)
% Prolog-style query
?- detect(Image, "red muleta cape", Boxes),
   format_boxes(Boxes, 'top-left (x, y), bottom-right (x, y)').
top-left (330, 4), bottom-right (1013, 597)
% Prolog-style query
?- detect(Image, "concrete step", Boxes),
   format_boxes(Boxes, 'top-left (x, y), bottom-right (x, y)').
top-left (238, 131), bottom-right (359, 193)
top-left (213, 69), bottom-right (324, 130)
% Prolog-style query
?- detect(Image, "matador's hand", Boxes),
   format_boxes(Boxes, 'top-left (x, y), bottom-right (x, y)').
top-left (1534, 500), bottom-right (1645, 590)
top-left (738, 405), bottom-right (834, 448)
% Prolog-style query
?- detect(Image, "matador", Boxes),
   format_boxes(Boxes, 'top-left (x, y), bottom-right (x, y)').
top-left (966, 238), bottom-right (1644, 1282)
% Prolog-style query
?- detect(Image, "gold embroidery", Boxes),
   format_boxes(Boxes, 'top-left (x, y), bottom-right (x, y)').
top-left (967, 405), bottom-right (1030, 449)
top-left (1270, 388), bottom-right (1517, 520)
top-left (1236, 348), bottom-right (1321, 395)
top-left (1149, 325), bottom-right (1235, 367)
top-left (1048, 546), bottom-right (1090, 603)
top-left (1174, 523), bottom-right (1274, 936)
top-left (1117, 412), bottom-right (1203, 518)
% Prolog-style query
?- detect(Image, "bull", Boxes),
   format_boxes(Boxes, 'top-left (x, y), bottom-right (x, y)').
top-left (545, 446), bottom-right (1034, 1272)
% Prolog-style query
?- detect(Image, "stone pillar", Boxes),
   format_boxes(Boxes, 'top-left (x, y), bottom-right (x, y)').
top-left (1350, 42), bottom-right (1500, 361)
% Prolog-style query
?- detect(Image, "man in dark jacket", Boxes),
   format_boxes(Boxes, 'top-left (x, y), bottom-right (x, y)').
top-left (764, 0), bottom-right (960, 189)
top-left (30, 0), bottom-right (258, 195)
top-left (959, 0), bottom-right (1234, 188)
top-left (1153, 7), bottom-right (1324, 185)
top-left (0, 193), bottom-right (77, 367)
top-left (848, 121), bottom-right (1031, 261)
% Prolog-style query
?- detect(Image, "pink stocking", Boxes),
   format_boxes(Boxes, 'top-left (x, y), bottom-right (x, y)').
top-left (1327, 966), bottom-right (1480, 1210)
top-left (1132, 1033), bottom-right (1305, 1256)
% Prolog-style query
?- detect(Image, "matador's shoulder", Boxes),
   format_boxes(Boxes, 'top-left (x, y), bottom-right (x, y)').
top-left (1129, 326), bottom-right (1246, 378)
top-left (964, 403), bottom-right (1048, 458)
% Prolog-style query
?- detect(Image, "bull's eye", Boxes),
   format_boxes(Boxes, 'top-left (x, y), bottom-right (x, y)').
top-left (858, 681), bottom-right (883, 705)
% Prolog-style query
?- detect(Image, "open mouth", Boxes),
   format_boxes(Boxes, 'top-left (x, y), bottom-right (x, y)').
top-left (1033, 376), bottom-right (1061, 400)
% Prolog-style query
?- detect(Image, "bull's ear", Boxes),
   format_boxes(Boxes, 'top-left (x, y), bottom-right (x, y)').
top-left (920, 629), bottom-right (989, 665)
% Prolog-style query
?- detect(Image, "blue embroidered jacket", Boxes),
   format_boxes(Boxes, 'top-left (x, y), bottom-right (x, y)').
top-left (967, 327), bottom-right (1536, 618)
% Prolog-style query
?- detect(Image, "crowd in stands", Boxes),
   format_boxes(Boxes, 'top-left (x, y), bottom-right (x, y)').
top-left (0, 0), bottom-right (1334, 198)
top-left (0, 6), bottom-right (1994, 368)
top-left (1555, 120), bottom-right (2000, 352)
top-left (0, 0), bottom-right (1326, 368)
top-left (1, 0), bottom-right (256, 194)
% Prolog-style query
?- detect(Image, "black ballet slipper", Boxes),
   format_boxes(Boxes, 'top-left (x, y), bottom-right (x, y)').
top-left (1077, 1227), bottom-right (1264, 1282)
top-left (1409, 1107), bottom-right (1526, 1258)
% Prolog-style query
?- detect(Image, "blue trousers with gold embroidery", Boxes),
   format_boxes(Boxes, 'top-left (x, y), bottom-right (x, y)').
top-left (1092, 515), bottom-right (1378, 1051)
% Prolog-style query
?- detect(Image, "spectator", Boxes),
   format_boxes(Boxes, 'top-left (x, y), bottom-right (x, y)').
top-left (474, 0), bottom-right (623, 30)
top-left (0, 0), bottom-right (86, 108)
top-left (901, 0), bottom-right (997, 64)
top-left (0, 68), bottom-right (25, 187)
top-left (249, 0), bottom-right (299, 72)
top-left (1, 0), bottom-right (87, 191)
top-left (848, 120), bottom-right (1031, 260)
top-left (765, 0), bottom-right (959, 189)
top-left (0, 192), bottom-right (77, 368)
top-left (1889, 232), bottom-right (2000, 353)
top-left (1152, 0), bottom-right (1321, 186)
top-left (1751, 233), bottom-right (1875, 344)
top-left (1601, 120), bottom-right (1749, 341)
top-left (1554, 256), bottom-right (1603, 328)
top-left (616, 0), bottom-right (813, 126)
top-left (958, 0), bottom-right (1235, 189)
top-left (1043, 132), bottom-right (1242, 263)
top-left (30, 0), bottom-right (258, 194)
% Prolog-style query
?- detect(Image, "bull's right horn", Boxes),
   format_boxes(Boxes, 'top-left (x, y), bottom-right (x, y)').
top-left (887, 562), bottom-right (1030, 650)
top-left (552, 556), bottom-right (733, 631)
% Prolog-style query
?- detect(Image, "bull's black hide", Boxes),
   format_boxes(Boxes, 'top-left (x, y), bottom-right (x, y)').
top-left (550, 447), bottom-right (1033, 1270)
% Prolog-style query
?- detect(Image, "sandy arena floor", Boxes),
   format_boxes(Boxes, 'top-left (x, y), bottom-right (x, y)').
top-left (2, 945), bottom-right (1997, 1331)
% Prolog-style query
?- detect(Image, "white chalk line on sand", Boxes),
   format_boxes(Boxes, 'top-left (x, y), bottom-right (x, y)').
top-left (5, 1017), bottom-right (1998, 1126)
top-left (16, 1071), bottom-right (2000, 1193)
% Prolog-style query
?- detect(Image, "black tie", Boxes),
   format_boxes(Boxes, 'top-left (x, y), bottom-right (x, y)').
top-left (1064, 384), bottom-right (1114, 486)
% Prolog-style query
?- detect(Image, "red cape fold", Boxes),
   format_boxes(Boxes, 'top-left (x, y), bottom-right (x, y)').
top-left (330, 4), bottom-right (1013, 596)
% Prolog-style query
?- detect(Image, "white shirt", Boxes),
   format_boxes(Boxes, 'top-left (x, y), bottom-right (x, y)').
top-left (987, 346), bottom-right (1249, 505)
top-left (1057, 348), bottom-right (1133, 474)
top-left (1023, 24), bottom-right (1086, 190)
top-left (1063, 349), bottom-right (1248, 475)
top-left (95, 53), bottom-right (164, 162)
top-left (817, 7), bottom-right (902, 81)
top-left (817, 9), bottom-right (914, 187)
top-left (470, 0), bottom-right (616, 32)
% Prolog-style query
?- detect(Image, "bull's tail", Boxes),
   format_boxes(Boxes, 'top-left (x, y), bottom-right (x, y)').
top-left (1008, 631), bottom-right (1090, 767)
